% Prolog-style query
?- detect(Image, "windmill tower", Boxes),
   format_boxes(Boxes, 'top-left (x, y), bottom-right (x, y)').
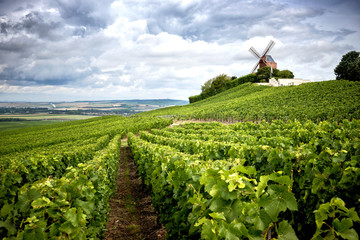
top-left (249, 40), bottom-right (277, 73)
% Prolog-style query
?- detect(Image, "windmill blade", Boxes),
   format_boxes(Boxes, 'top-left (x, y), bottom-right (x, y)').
top-left (249, 47), bottom-right (261, 59)
top-left (261, 40), bottom-right (275, 57)
top-left (251, 61), bottom-right (260, 73)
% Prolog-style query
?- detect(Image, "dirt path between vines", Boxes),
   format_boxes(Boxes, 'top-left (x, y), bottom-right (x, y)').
top-left (104, 141), bottom-right (166, 240)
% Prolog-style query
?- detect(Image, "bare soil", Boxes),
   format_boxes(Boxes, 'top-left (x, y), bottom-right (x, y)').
top-left (104, 144), bottom-right (166, 240)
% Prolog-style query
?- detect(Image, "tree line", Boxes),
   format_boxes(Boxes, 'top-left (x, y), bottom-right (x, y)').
top-left (189, 67), bottom-right (294, 103)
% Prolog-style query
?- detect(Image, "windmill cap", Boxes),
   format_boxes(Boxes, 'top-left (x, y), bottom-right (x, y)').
top-left (266, 55), bottom-right (275, 62)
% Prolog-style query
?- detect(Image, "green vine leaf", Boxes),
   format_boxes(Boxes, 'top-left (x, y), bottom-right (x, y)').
top-left (277, 221), bottom-right (298, 240)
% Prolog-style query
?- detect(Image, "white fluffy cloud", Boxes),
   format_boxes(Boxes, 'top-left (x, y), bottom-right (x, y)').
top-left (0, 0), bottom-right (359, 101)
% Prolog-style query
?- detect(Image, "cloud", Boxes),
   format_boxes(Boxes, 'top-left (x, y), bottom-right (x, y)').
top-left (0, 0), bottom-right (359, 101)
top-left (51, 0), bottom-right (114, 29)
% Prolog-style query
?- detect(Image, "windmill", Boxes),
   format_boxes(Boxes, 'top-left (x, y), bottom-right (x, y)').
top-left (249, 40), bottom-right (277, 73)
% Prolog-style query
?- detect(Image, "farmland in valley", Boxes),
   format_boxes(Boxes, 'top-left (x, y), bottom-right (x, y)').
top-left (0, 99), bottom-right (187, 132)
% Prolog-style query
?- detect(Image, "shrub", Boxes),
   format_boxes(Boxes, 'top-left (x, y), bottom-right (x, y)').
top-left (278, 70), bottom-right (294, 78)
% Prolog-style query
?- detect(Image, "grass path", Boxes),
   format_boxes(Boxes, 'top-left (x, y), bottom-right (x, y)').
top-left (105, 141), bottom-right (166, 240)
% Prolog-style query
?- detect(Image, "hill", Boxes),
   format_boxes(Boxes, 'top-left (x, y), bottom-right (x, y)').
top-left (139, 80), bottom-right (360, 122)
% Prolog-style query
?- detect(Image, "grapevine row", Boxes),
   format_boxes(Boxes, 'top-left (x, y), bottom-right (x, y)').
top-left (0, 116), bottom-right (173, 239)
top-left (11, 134), bottom-right (121, 239)
top-left (129, 120), bottom-right (360, 239)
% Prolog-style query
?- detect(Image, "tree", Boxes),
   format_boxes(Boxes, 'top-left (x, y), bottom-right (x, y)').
top-left (255, 67), bottom-right (286, 82)
top-left (256, 67), bottom-right (270, 82)
top-left (201, 79), bottom-right (212, 93)
top-left (278, 70), bottom-right (294, 79)
top-left (334, 51), bottom-right (360, 81)
top-left (211, 74), bottom-right (230, 94)
top-left (273, 68), bottom-right (280, 77)
top-left (201, 74), bottom-right (230, 95)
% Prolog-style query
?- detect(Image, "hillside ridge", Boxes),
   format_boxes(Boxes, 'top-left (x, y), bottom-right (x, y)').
top-left (140, 80), bottom-right (360, 122)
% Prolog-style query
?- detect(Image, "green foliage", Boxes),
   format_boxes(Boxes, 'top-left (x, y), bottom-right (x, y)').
top-left (0, 115), bottom-right (171, 155)
top-left (0, 116), bottom-right (173, 239)
top-left (129, 119), bottom-right (360, 239)
top-left (201, 78), bottom-right (212, 93)
top-left (203, 74), bottom-right (231, 94)
top-left (227, 73), bottom-right (256, 87)
top-left (188, 94), bottom-right (203, 104)
top-left (189, 74), bottom-right (256, 103)
top-left (190, 74), bottom-right (231, 103)
top-left (256, 66), bottom-right (272, 82)
top-left (14, 135), bottom-right (122, 239)
top-left (277, 70), bottom-right (294, 79)
top-left (190, 67), bottom-right (295, 103)
top-left (312, 198), bottom-right (360, 240)
top-left (255, 67), bottom-right (294, 82)
top-left (1, 65), bottom-right (360, 240)
top-left (144, 80), bottom-right (360, 122)
top-left (335, 51), bottom-right (360, 81)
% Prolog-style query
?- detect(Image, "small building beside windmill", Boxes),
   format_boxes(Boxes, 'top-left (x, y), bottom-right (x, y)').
top-left (257, 78), bottom-right (311, 87)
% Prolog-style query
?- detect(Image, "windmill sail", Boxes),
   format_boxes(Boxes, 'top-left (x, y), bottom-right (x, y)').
top-left (251, 62), bottom-right (260, 73)
top-left (249, 47), bottom-right (261, 59)
top-left (249, 40), bottom-right (277, 73)
top-left (261, 40), bottom-right (275, 56)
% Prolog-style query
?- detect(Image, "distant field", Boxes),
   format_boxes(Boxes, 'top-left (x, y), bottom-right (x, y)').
top-left (0, 114), bottom-right (96, 131)
top-left (0, 114), bottom-right (96, 120)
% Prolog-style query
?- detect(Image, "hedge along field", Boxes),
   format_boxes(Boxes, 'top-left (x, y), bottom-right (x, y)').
top-left (0, 115), bottom-right (173, 239)
top-left (139, 80), bottom-right (360, 122)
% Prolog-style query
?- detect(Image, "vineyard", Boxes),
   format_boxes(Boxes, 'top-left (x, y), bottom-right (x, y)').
top-left (0, 116), bottom-right (172, 239)
top-left (1, 80), bottom-right (360, 239)
top-left (129, 120), bottom-right (360, 239)
top-left (139, 80), bottom-right (360, 122)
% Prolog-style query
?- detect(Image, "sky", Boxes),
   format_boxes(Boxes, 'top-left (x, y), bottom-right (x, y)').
top-left (0, 0), bottom-right (359, 102)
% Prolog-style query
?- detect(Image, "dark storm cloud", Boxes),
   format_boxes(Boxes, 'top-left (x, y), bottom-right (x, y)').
top-left (132, 0), bottom-right (271, 41)
top-left (121, 0), bottom-right (327, 43)
top-left (0, 0), bottom-right (35, 15)
top-left (1, 11), bottom-right (62, 40)
top-left (50, 0), bottom-right (114, 28)
top-left (0, 0), bottom-right (115, 28)
top-left (0, 59), bottom-right (95, 86)
top-left (0, 36), bottom-right (36, 54)
top-left (0, 0), bottom-right (115, 88)
top-left (286, 0), bottom-right (360, 13)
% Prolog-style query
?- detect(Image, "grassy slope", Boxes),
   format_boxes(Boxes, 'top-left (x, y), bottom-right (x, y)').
top-left (140, 80), bottom-right (360, 122)
top-left (0, 120), bottom-right (65, 132)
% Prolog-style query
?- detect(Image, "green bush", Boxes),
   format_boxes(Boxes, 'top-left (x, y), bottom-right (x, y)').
top-left (189, 74), bottom-right (256, 103)
top-left (278, 70), bottom-right (294, 78)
